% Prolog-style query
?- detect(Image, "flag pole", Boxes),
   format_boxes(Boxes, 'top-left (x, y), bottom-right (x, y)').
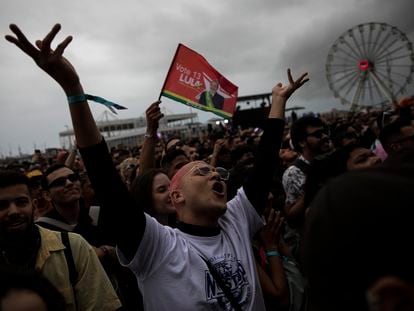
top-left (158, 43), bottom-right (182, 101)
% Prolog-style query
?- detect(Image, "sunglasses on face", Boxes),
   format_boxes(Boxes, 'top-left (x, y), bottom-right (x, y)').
top-left (190, 166), bottom-right (230, 181)
top-left (306, 129), bottom-right (329, 139)
top-left (47, 173), bottom-right (80, 189)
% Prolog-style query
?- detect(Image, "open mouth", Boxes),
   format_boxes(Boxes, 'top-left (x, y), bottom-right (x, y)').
top-left (212, 181), bottom-right (225, 196)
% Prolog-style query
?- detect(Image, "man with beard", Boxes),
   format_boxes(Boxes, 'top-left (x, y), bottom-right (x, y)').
top-left (282, 116), bottom-right (331, 261)
top-left (0, 171), bottom-right (121, 310)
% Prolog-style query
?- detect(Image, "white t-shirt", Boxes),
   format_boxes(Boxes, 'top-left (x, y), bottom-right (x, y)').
top-left (282, 155), bottom-right (308, 206)
top-left (118, 187), bottom-right (266, 311)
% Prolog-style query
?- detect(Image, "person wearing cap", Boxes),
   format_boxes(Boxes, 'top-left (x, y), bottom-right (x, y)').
top-left (6, 23), bottom-right (308, 310)
top-left (26, 169), bottom-right (53, 219)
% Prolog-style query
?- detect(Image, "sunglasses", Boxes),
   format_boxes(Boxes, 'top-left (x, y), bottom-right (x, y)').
top-left (306, 129), bottom-right (329, 139)
top-left (188, 166), bottom-right (230, 181)
top-left (47, 173), bottom-right (80, 189)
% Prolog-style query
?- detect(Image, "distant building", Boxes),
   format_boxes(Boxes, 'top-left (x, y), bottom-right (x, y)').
top-left (59, 112), bottom-right (204, 149)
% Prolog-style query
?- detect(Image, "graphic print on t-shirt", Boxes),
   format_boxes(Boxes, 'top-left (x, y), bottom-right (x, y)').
top-left (204, 253), bottom-right (251, 310)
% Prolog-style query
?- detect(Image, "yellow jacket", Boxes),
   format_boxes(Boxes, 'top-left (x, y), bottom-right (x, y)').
top-left (35, 225), bottom-right (121, 311)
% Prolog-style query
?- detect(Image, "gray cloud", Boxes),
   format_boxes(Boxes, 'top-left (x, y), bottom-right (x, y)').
top-left (1, 0), bottom-right (413, 155)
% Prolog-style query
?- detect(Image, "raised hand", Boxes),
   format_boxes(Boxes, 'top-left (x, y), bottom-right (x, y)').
top-left (213, 138), bottom-right (226, 155)
top-left (145, 101), bottom-right (164, 136)
top-left (268, 69), bottom-right (309, 119)
top-left (260, 209), bottom-right (285, 250)
top-left (5, 23), bottom-right (81, 94)
top-left (272, 69), bottom-right (309, 100)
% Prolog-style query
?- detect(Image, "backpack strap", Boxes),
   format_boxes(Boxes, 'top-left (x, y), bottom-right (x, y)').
top-left (61, 231), bottom-right (78, 287)
top-left (36, 217), bottom-right (77, 232)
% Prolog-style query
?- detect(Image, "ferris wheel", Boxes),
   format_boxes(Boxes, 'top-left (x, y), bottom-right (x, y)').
top-left (326, 22), bottom-right (414, 109)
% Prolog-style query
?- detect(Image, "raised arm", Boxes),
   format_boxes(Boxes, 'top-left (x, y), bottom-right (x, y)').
top-left (64, 146), bottom-right (78, 169)
top-left (138, 101), bottom-right (163, 174)
top-left (209, 138), bottom-right (225, 167)
top-left (6, 24), bottom-right (144, 260)
top-left (244, 69), bottom-right (308, 215)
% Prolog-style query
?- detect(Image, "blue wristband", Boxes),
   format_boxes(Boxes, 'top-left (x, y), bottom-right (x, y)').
top-left (67, 94), bottom-right (88, 105)
top-left (265, 250), bottom-right (281, 258)
top-left (67, 94), bottom-right (127, 114)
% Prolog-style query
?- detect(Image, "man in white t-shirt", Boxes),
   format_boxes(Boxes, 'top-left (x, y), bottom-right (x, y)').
top-left (117, 66), bottom-right (308, 309)
top-left (120, 165), bottom-right (265, 310)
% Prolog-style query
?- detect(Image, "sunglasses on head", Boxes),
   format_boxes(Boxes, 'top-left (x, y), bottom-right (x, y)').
top-left (190, 166), bottom-right (230, 181)
top-left (47, 173), bottom-right (79, 189)
top-left (306, 129), bottom-right (329, 139)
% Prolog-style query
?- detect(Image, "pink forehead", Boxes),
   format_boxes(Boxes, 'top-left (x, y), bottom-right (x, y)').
top-left (169, 161), bottom-right (209, 191)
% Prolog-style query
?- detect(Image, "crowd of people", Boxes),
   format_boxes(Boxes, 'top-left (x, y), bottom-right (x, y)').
top-left (1, 23), bottom-right (414, 311)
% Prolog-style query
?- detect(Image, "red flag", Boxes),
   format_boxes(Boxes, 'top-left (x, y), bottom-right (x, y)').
top-left (160, 44), bottom-right (238, 118)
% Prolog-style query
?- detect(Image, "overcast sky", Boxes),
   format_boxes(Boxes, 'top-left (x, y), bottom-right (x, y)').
top-left (1, 0), bottom-right (413, 156)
